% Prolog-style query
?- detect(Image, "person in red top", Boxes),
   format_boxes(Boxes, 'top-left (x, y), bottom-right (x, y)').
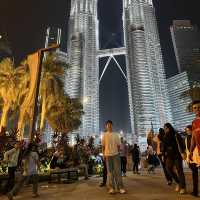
top-left (189, 100), bottom-right (200, 197)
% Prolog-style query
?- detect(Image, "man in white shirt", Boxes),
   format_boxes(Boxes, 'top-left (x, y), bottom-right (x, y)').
top-left (101, 120), bottom-right (126, 194)
top-left (7, 143), bottom-right (40, 200)
top-left (3, 141), bottom-right (21, 193)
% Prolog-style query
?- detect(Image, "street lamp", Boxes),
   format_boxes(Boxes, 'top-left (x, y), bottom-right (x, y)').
top-left (83, 96), bottom-right (89, 104)
top-left (0, 35), bottom-right (2, 39)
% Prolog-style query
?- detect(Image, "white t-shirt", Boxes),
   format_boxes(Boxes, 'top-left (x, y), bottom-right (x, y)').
top-left (102, 131), bottom-right (121, 156)
top-left (23, 151), bottom-right (39, 176)
top-left (4, 148), bottom-right (20, 167)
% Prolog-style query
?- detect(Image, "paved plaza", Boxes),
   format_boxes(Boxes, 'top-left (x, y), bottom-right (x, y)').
top-left (0, 169), bottom-right (199, 200)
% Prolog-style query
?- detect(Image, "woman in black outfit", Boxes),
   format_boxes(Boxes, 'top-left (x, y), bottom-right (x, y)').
top-left (163, 123), bottom-right (186, 194)
top-left (157, 128), bottom-right (173, 185)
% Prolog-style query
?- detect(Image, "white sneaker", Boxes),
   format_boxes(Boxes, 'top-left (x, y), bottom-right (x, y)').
top-left (179, 188), bottom-right (186, 195)
top-left (119, 188), bottom-right (126, 194)
top-left (175, 185), bottom-right (180, 192)
top-left (108, 188), bottom-right (115, 194)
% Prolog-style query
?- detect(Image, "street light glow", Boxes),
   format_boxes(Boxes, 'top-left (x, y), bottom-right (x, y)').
top-left (83, 96), bottom-right (89, 104)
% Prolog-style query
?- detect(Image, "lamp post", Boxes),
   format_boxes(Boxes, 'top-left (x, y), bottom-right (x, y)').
top-left (83, 96), bottom-right (90, 104)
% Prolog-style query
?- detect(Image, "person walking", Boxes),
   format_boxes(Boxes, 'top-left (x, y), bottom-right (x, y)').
top-left (188, 100), bottom-right (200, 197)
top-left (7, 143), bottom-right (40, 200)
top-left (156, 128), bottom-right (173, 185)
top-left (3, 141), bottom-right (21, 193)
top-left (119, 137), bottom-right (128, 176)
top-left (101, 120), bottom-right (126, 194)
top-left (130, 144), bottom-right (140, 174)
top-left (163, 123), bottom-right (186, 194)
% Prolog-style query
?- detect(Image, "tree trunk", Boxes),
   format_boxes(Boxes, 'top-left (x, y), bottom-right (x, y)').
top-left (17, 109), bottom-right (26, 140)
top-left (0, 103), bottom-right (10, 134)
top-left (40, 96), bottom-right (46, 131)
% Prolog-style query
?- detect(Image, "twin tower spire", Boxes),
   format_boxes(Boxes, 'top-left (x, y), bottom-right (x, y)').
top-left (71, 0), bottom-right (97, 15)
top-left (124, 0), bottom-right (153, 7)
top-left (71, 0), bottom-right (153, 15)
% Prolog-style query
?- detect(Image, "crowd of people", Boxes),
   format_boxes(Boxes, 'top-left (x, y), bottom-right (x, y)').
top-left (0, 100), bottom-right (200, 198)
top-left (146, 100), bottom-right (200, 197)
top-left (99, 100), bottom-right (200, 197)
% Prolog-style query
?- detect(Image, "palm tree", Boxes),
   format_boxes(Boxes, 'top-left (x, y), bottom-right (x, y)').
top-left (0, 58), bottom-right (28, 133)
top-left (46, 95), bottom-right (83, 134)
top-left (39, 54), bottom-right (84, 134)
top-left (39, 53), bottom-right (69, 130)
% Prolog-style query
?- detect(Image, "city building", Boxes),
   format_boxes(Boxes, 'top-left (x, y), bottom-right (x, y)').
top-left (45, 27), bottom-right (62, 49)
top-left (43, 26), bottom-right (69, 144)
top-left (170, 20), bottom-right (200, 81)
top-left (66, 0), bottom-right (172, 142)
top-left (167, 72), bottom-right (195, 131)
top-left (123, 0), bottom-right (172, 139)
top-left (67, 0), bottom-right (99, 138)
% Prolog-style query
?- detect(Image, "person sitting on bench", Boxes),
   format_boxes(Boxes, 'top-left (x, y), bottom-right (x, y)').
top-left (50, 147), bottom-right (66, 170)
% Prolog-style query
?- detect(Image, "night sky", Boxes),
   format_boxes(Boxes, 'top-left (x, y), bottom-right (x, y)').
top-left (0, 0), bottom-right (200, 133)
top-left (0, 0), bottom-right (70, 63)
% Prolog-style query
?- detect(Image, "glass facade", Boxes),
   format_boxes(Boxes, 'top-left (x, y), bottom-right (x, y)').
top-left (67, 0), bottom-right (99, 137)
top-left (170, 20), bottom-right (200, 74)
top-left (123, 0), bottom-right (172, 139)
top-left (167, 72), bottom-right (195, 130)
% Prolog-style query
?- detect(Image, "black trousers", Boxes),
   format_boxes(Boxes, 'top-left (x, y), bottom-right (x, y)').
top-left (158, 155), bottom-right (172, 183)
top-left (5, 167), bottom-right (17, 193)
top-left (165, 157), bottom-right (186, 189)
top-left (133, 160), bottom-right (139, 172)
top-left (120, 156), bottom-right (127, 174)
top-left (102, 159), bottom-right (107, 184)
top-left (189, 163), bottom-right (198, 195)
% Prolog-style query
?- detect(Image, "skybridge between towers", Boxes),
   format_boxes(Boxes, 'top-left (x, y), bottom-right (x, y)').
top-left (97, 47), bottom-right (127, 83)
top-left (66, 0), bottom-right (173, 143)
top-left (97, 47), bottom-right (126, 58)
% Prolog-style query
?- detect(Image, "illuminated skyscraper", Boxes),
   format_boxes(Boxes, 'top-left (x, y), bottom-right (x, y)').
top-left (170, 21), bottom-right (200, 72)
top-left (43, 26), bottom-right (68, 144)
top-left (123, 0), bottom-right (172, 138)
top-left (167, 20), bottom-right (200, 130)
top-left (67, 0), bottom-right (172, 140)
top-left (67, 0), bottom-right (99, 137)
top-left (167, 72), bottom-right (195, 130)
top-left (45, 27), bottom-right (62, 48)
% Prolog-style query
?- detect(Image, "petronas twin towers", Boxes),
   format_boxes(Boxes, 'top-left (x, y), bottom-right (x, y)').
top-left (66, 0), bottom-right (172, 141)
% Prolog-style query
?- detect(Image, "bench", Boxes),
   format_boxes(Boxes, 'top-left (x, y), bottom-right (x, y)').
top-left (49, 168), bottom-right (78, 183)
